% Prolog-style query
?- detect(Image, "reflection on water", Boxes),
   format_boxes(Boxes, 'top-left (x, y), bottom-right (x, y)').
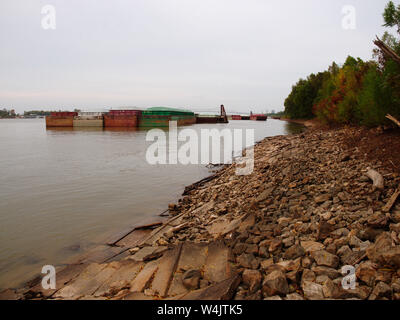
top-left (284, 121), bottom-right (306, 134)
top-left (0, 118), bottom-right (303, 289)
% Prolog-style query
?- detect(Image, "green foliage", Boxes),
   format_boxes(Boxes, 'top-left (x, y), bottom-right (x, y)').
top-left (283, 1), bottom-right (400, 127)
top-left (24, 110), bottom-right (52, 117)
top-left (356, 66), bottom-right (390, 126)
top-left (0, 108), bottom-right (16, 118)
top-left (383, 1), bottom-right (400, 33)
top-left (284, 72), bottom-right (326, 119)
top-left (285, 54), bottom-right (399, 126)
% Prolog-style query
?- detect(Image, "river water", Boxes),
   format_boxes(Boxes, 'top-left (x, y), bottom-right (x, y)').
top-left (0, 118), bottom-right (303, 289)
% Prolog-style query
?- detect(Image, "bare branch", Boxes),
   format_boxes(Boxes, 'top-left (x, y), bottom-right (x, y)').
top-left (386, 114), bottom-right (400, 127)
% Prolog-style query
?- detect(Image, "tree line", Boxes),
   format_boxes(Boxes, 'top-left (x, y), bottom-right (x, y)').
top-left (0, 109), bottom-right (16, 118)
top-left (284, 1), bottom-right (400, 127)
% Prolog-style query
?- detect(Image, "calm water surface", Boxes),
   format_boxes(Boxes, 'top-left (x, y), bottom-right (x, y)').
top-left (0, 118), bottom-right (303, 289)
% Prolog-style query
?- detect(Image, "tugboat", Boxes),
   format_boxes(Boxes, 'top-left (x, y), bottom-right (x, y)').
top-left (195, 105), bottom-right (229, 124)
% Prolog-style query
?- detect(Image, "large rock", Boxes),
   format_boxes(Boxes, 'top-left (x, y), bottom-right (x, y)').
top-left (302, 281), bottom-right (324, 300)
top-left (341, 250), bottom-right (367, 266)
top-left (322, 278), bottom-right (371, 300)
top-left (367, 212), bottom-right (388, 229)
top-left (311, 266), bottom-right (341, 280)
top-left (236, 253), bottom-right (255, 269)
top-left (317, 221), bottom-right (334, 241)
top-left (315, 194), bottom-right (331, 204)
top-left (268, 239), bottom-right (282, 253)
top-left (311, 250), bottom-right (339, 268)
top-left (356, 261), bottom-right (377, 287)
top-left (285, 293), bottom-right (304, 300)
top-left (262, 270), bottom-right (289, 297)
top-left (182, 269), bottom-right (201, 290)
top-left (392, 278), bottom-right (400, 293)
top-left (366, 232), bottom-right (400, 268)
top-left (283, 244), bottom-right (305, 260)
top-left (256, 187), bottom-right (275, 203)
top-left (369, 282), bottom-right (392, 300)
top-left (301, 241), bottom-right (325, 254)
top-left (242, 269), bottom-right (262, 293)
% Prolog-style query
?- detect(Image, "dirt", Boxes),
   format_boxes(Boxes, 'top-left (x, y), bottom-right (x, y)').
top-left (341, 126), bottom-right (400, 175)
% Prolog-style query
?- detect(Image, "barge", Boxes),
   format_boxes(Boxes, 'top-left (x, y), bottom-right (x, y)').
top-left (250, 112), bottom-right (268, 121)
top-left (45, 112), bottom-right (77, 127)
top-left (104, 110), bottom-right (141, 128)
top-left (73, 112), bottom-right (104, 127)
top-left (139, 107), bottom-right (196, 127)
top-left (195, 105), bottom-right (228, 124)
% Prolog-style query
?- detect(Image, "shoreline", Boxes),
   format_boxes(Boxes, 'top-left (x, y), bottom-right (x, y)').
top-left (2, 123), bottom-right (400, 300)
top-left (274, 117), bottom-right (321, 129)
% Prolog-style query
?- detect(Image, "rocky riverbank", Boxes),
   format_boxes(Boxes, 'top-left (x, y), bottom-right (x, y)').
top-left (162, 126), bottom-right (400, 300)
top-left (2, 125), bottom-right (400, 300)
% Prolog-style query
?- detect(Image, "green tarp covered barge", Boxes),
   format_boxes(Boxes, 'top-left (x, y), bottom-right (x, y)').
top-left (139, 107), bottom-right (196, 127)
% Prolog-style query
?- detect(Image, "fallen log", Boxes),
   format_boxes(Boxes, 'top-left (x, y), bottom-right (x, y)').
top-left (366, 169), bottom-right (384, 190)
top-left (382, 187), bottom-right (400, 213)
top-left (386, 114), bottom-right (400, 127)
top-left (374, 36), bottom-right (400, 65)
top-left (169, 222), bottom-right (190, 233)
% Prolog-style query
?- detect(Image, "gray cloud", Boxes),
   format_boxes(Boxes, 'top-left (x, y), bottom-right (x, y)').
top-left (0, 0), bottom-right (389, 114)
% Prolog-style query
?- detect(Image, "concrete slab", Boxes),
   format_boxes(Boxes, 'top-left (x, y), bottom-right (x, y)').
top-left (93, 260), bottom-right (144, 297)
top-left (167, 242), bottom-right (208, 297)
top-left (116, 229), bottom-right (153, 248)
top-left (129, 246), bottom-right (168, 262)
top-left (167, 272), bottom-right (188, 297)
top-left (176, 242), bottom-right (208, 272)
top-left (204, 241), bottom-right (232, 283)
top-left (129, 260), bottom-right (158, 293)
top-left (151, 244), bottom-right (183, 297)
top-left (54, 262), bottom-right (119, 299)
top-left (27, 263), bottom-right (88, 298)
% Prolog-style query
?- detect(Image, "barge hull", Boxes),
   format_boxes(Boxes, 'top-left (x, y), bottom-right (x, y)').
top-left (46, 117), bottom-right (74, 127)
top-left (139, 115), bottom-right (196, 127)
top-left (250, 115), bottom-right (268, 121)
top-left (195, 117), bottom-right (228, 124)
top-left (73, 119), bottom-right (104, 127)
top-left (104, 115), bottom-right (139, 127)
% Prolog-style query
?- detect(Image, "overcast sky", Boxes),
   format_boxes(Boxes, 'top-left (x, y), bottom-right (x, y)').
top-left (0, 0), bottom-right (392, 114)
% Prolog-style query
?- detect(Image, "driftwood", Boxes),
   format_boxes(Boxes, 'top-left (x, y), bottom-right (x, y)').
top-left (374, 36), bottom-right (400, 65)
top-left (366, 169), bottom-right (384, 190)
top-left (169, 222), bottom-right (190, 233)
top-left (386, 114), bottom-right (400, 127)
top-left (383, 187), bottom-right (400, 213)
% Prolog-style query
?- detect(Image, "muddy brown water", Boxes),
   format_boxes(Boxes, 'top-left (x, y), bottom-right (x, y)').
top-left (0, 118), bottom-right (303, 289)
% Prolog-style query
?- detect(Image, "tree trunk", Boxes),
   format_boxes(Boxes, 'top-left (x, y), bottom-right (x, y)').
top-left (374, 36), bottom-right (400, 65)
